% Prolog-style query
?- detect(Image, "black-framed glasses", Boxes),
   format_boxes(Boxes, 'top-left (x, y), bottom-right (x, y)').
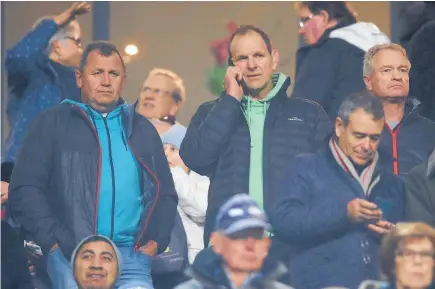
top-left (65, 37), bottom-right (82, 48)
top-left (299, 14), bottom-right (313, 28)
top-left (396, 248), bottom-right (435, 261)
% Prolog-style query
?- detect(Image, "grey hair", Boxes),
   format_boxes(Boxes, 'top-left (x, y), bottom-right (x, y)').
top-left (32, 17), bottom-right (79, 55)
top-left (338, 90), bottom-right (385, 127)
top-left (363, 43), bottom-right (409, 76)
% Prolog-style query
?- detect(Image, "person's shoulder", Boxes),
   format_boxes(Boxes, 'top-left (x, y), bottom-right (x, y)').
top-left (30, 102), bottom-right (73, 125)
top-left (273, 281), bottom-right (295, 289)
top-left (174, 279), bottom-right (203, 289)
top-left (287, 96), bottom-right (323, 108)
top-left (285, 96), bottom-right (329, 116)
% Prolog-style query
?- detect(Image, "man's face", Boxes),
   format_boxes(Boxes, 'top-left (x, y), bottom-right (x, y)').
top-left (212, 229), bottom-right (271, 273)
top-left (230, 31), bottom-right (278, 98)
top-left (137, 74), bottom-right (180, 119)
top-left (53, 22), bottom-right (83, 68)
top-left (74, 241), bottom-right (118, 289)
top-left (364, 49), bottom-right (410, 102)
top-left (76, 50), bottom-right (126, 113)
top-left (336, 108), bottom-right (384, 166)
top-left (395, 238), bottom-right (435, 289)
top-left (297, 6), bottom-right (329, 45)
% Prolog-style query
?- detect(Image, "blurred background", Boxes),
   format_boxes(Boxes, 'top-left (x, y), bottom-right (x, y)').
top-left (1, 1), bottom-right (403, 143)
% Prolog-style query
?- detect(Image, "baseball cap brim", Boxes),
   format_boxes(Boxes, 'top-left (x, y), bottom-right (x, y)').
top-left (222, 219), bottom-right (269, 238)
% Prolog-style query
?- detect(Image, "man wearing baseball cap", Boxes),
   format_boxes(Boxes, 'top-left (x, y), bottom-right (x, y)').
top-left (175, 194), bottom-right (291, 289)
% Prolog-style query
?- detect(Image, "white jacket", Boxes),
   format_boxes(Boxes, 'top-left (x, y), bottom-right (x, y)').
top-left (171, 166), bottom-right (209, 263)
top-left (329, 22), bottom-right (390, 52)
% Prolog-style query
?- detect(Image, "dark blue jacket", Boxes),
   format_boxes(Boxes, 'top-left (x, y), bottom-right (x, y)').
top-left (179, 77), bottom-right (332, 248)
top-left (292, 22), bottom-right (389, 120)
top-left (175, 247), bottom-right (291, 289)
top-left (270, 145), bottom-right (405, 289)
top-left (8, 100), bottom-right (178, 260)
top-left (3, 19), bottom-right (80, 163)
top-left (408, 21), bottom-right (435, 122)
top-left (378, 99), bottom-right (435, 177)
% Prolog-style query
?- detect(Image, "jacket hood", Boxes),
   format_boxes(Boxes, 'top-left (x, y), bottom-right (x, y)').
top-left (188, 247), bottom-right (288, 288)
top-left (329, 22), bottom-right (390, 52)
top-left (70, 235), bottom-right (122, 280)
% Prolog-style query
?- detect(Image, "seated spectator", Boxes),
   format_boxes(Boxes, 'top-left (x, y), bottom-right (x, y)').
top-left (175, 194), bottom-right (292, 289)
top-left (72, 235), bottom-right (121, 289)
top-left (1, 220), bottom-right (34, 289)
top-left (3, 2), bottom-right (89, 163)
top-left (270, 91), bottom-right (405, 289)
top-left (360, 222), bottom-right (435, 289)
top-left (291, 1), bottom-right (389, 120)
top-left (161, 124), bottom-right (209, 263)
top-left (136, 68), bottom-right (186, 134)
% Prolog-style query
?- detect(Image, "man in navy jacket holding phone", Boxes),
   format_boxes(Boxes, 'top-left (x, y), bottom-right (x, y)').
top-left (270, 91), bottom-right (405, 289)
top-left (180, 26), bottom-right (331, 283)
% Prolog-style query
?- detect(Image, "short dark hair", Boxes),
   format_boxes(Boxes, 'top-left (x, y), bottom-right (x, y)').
top-left (79, 41), bottom-right (126, 72)
top-left (299, 1), bottom-right (357, 25)
top-left (338, 90), bottom-right (385, 127)
top-left (227, 25), bottom-right (272, 65)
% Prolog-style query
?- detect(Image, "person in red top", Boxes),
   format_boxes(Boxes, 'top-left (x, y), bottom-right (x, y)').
top-left (364, 43), bottom-right (435, 177)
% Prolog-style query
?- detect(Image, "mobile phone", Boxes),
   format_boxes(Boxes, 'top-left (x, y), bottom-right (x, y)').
top-left (228, 57), bottom-right (249, 95)
top-left (374, 197), bottom-right (392, 217)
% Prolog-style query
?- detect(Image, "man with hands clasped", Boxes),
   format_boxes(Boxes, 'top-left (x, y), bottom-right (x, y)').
top-left (270, 91), bottom-right (405, 289)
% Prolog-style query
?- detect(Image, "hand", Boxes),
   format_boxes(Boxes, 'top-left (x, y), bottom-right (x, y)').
top-left (223, 66), bottom-right (244, 101)
top-left (347, 198), bottom-right (382, 223)
top-left (139, 240), bottom-right (158, 256)
top-left (1, 181), bottom-right (9, 205)
top-left (50, 243), bottom-right (59, 252)
top-left (368, 220), bottom-right (395, 235)
top-left (54, 2), bottom-right (91, 26)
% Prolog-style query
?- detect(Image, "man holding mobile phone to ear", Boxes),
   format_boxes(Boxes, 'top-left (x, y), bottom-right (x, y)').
top-left (180, 25), bottom-right (331, 282)
top-left (270, 91), bottom-right (405, 289)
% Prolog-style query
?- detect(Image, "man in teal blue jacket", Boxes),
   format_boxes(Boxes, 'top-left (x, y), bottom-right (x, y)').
top-left (9, 41), bottom-right (178, 289)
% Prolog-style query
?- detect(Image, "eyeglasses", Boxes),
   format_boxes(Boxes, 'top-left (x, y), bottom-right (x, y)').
top-left (396, 249), bottom-right (435, 261)
top-left (65, 37), bottom-right (82, 48)
top-left (142, 87), bottom-right (182, 103)
top-left (299, 14), bottom-right (313, 28)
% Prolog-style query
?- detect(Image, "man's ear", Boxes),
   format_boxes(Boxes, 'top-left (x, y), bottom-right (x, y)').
top-left (210, 232), bottom-right (222, 254)
top-left (363, 75), bottom-right (372, 91)
top-left (51, 40), bottom-right (61, 56)
top-left (335, 117), bottom-right (344, 139)
top-left (75, 69), bottom-right (82, 88)
top-left (271, 49), bottom-right (279, 71)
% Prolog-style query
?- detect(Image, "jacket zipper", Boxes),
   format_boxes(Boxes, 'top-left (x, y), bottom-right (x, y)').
top-left (76, 107), bottom-right (102, 234)
top-left (102, 116), bottom-right (117, 240)
top-left (128, 142), bottom-right (161, 252)
top-left (385, 123), bottom-right (403, 175)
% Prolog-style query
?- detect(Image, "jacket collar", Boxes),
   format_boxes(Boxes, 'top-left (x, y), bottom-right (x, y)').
top-left (188, 247), bottom-right (288, 289)
top-left (65, 97), bottom-right (134, 139)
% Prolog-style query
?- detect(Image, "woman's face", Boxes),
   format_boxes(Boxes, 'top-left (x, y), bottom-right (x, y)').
top-left (395, 238), bottom-right (435, 288)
